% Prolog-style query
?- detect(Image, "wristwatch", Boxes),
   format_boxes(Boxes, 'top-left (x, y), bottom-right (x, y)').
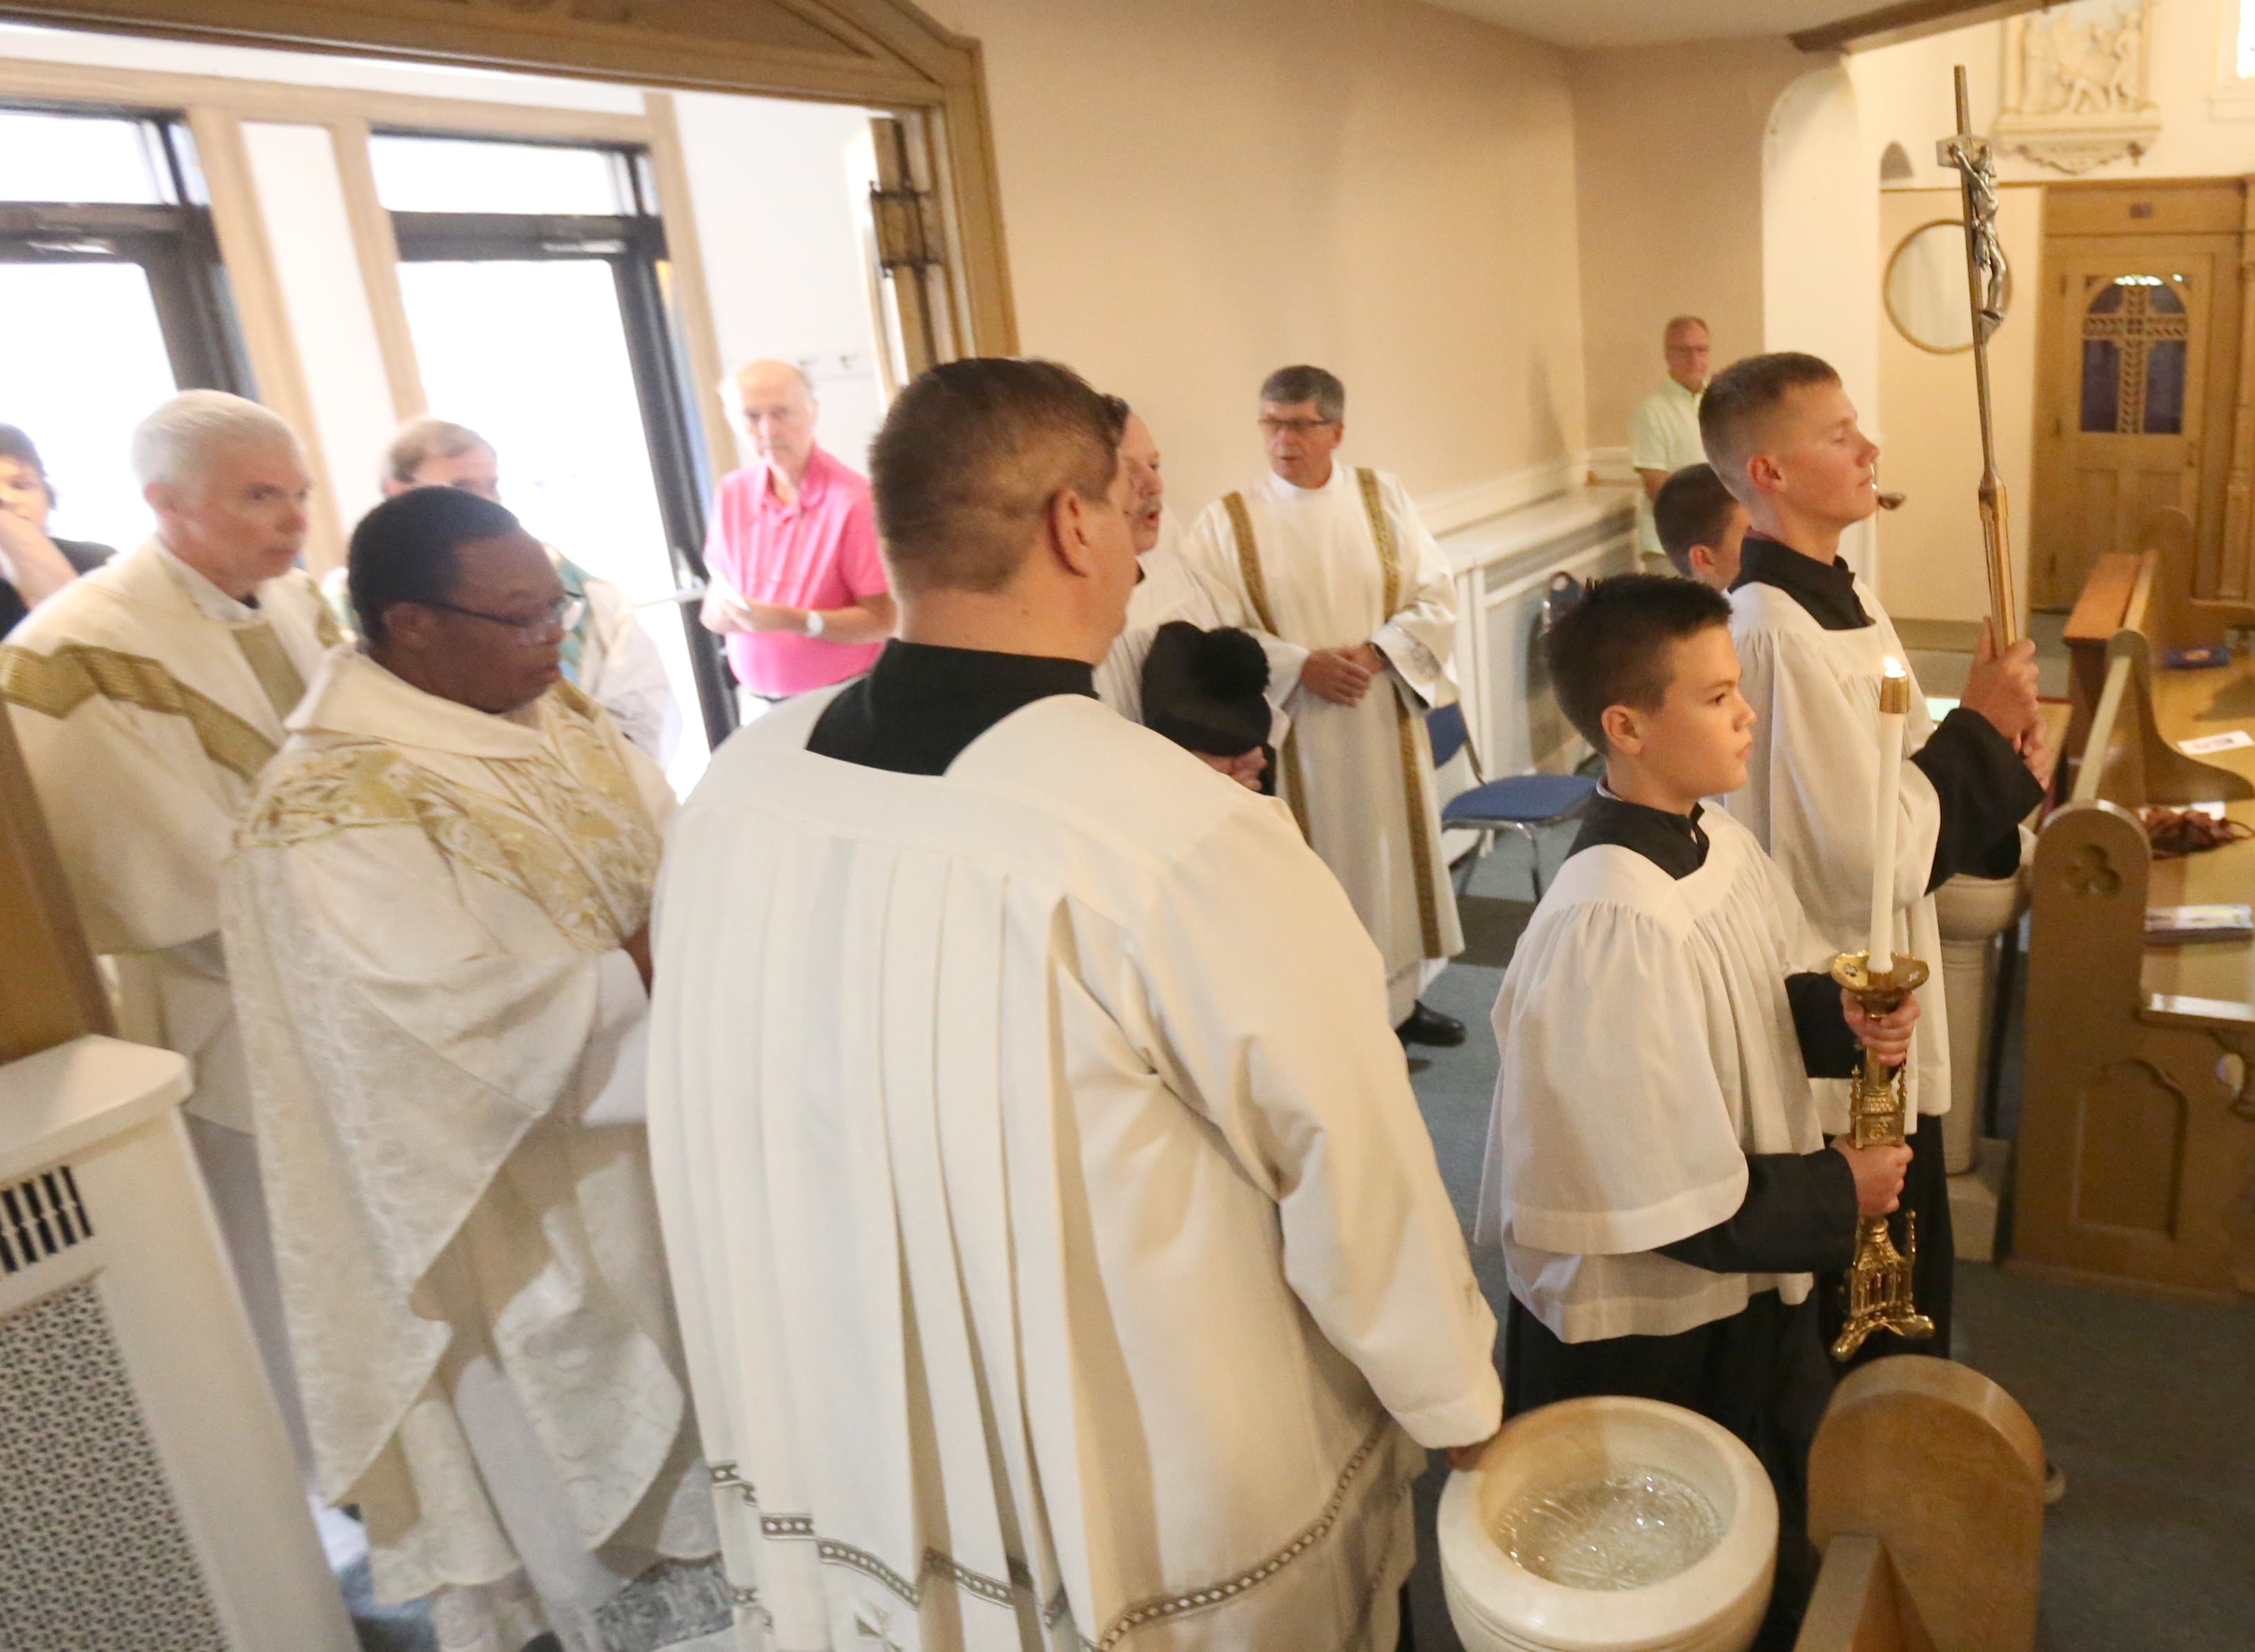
top-left (802, 609), bottom-right (826, 638)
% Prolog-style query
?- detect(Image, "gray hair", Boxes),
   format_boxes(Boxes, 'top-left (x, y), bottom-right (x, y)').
top-left (130, 391), bottom-right (301, 489)
top-left (728, 358), bottom-right (814, 397)
top-left (1259, 364), bottom-right (1345, 423)
top-left (383, 415), bottom-right (489, 487)
top-left (1664, 315), bottom-right (1710, 342)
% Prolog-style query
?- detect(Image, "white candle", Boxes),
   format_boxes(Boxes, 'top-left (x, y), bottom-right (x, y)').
top-left (1868, 660), bottom-right (1911, 972)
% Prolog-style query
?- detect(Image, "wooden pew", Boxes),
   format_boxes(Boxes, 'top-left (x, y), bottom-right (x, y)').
top-left (2016, 547), bottom-right (2255, 1297)
top-left (1793, 1359), bottom-right (2044, 1652)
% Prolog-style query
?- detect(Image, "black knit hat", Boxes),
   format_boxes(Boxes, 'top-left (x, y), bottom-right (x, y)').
top-left (1140, 621), bottom-right (1270, 756)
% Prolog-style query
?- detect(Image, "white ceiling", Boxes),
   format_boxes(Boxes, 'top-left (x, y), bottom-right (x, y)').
top-left (1420, 0), bottom-right (1885, 50)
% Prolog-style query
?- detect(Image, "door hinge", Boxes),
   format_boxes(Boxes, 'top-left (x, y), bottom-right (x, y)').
top-left (870, 184), bottom-right (942, 276)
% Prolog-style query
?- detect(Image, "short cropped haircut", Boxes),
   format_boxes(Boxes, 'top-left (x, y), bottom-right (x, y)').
top-left (1545, 573), bottom-right (1732, 753)
top-left (348, 485), bottom-right (520, 646)
top-left (1260, 364), bottom-right (1345, 423)
top-left (383, 416), bottom-right (489, 487)
top-left (1698, 352), bottom-right (1839, 499)
top-left (1664, 315), bottom-right (1709, 341)
top-left (1653, 463), bottom-right (1739, 578)
top-left (130, 391), bottom-right (300, 489)
top-left (868, 357), bottom-right (1121, 596)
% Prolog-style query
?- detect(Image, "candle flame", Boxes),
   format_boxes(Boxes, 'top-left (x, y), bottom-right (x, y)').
top-left (1882, 657), bottom-right (1906, 679)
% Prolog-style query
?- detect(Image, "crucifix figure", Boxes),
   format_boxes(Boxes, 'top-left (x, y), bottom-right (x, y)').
top-left (1937, 63), bottom-right (2021, 651)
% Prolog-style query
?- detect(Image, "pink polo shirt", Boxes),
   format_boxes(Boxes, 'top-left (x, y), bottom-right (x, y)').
top-left (703, 444), bottom-right (888, 696)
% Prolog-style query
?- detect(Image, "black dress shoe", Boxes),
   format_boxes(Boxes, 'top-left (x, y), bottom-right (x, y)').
top-left (1396, 1001), bottom-right (1466, 1047)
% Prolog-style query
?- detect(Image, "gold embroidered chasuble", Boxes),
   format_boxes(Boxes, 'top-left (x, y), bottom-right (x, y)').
top-left (0, 539), bottom-right (336, 1127)
top-left (1186, 466), bottom-right (1463, 1023)
top-left (222, 648), bottom-right (717, 1632)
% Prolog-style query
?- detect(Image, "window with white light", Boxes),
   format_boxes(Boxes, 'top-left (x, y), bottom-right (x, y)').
top-left (382, 132), bottom-right (724, 786)
top-left (0, 107), bottom-right (245, 555)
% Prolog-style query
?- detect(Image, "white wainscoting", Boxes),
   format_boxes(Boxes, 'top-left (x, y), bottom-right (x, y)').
top-left (1435, 482), bottom-right (1639, 783)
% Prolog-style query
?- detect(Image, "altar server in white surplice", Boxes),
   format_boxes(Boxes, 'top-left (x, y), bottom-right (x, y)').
top-left (0, 390), bottom-right (335, 1458)
top-left (224, 486), bottom-right (726, 1652)
top-left (648, 359), bottom-right (1501, 1652)
top-left (1699, 353), bottom-right (2044, 1364)
top-left (1187, 364), bottom-right (1465, 1044)
top-left (1094, 399), bottom-right (1272, 790)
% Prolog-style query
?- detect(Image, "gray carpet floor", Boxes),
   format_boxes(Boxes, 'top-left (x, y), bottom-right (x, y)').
top-left (1401, 829), bottom-right (2255, 1652)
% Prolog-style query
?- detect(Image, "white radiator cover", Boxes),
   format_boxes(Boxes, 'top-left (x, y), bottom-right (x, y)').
top-left (0, 1037), bottom-right (354, 1651)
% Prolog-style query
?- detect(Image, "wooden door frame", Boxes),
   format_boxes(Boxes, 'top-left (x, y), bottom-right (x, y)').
top-left (0, 0), bottom-right (1017, 363)
top-left (2033, 177), bottom-right (2252, 607)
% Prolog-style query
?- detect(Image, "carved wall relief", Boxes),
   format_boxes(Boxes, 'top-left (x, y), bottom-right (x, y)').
top-left (1996, 0), bottom-right (2160, 175)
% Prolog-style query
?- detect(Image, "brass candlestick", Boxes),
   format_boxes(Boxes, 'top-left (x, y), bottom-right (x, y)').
top-left (1827, 949), bottom-right (1936, 1359)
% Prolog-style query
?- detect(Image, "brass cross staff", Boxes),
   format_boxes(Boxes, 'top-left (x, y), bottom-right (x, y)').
top-left (1937, 63), bottom-right (2022, 650)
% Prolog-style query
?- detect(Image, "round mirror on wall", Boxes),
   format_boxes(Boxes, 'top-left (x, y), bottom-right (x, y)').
top-left (1884, 219), bottom-right (2007, 354)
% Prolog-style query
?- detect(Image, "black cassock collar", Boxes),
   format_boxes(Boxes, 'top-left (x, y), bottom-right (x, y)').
top-left (807, 639), bottom-right (1096, 776)
top-left (1568, 787), bottom-right (1710, 880)
top-left (1730, 533), bottom-right (1869, 631)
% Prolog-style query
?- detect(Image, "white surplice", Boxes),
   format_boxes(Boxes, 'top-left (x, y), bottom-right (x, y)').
top-left (1476, 809), bottom-right (1832, 1342)
top-left (1724, 580), bottom-right (1949, 1129)
top-left (647, 690), bottom-right (1501, 1652)
top-left (222, 648), bottom-right (723, 1652)
top-left (1187, 465), bottom-right (1463, 1023)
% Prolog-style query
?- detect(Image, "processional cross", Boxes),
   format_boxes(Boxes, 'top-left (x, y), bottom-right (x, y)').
top-left (1937, 64), bottom-right (2021, 650)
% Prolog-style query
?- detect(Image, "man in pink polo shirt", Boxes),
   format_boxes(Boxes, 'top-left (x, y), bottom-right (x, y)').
top-left (701, 359), bottom-right (895, 702)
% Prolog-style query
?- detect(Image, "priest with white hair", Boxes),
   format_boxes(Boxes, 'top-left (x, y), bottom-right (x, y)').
top-left (224, 484), bottom-right (725, 1652)
top-left (0, 388), bottom-right (335, 1456)
top-left (1187, 364), bottom-right (1466, 1045)
top-left (647, 357), bottom-right (1501, 1652)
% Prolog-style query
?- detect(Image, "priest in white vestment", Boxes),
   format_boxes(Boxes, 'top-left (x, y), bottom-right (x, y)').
top-left (224, 484), bottom-right (726, 1652)
top-left (382, 415), bottom-right (681, 760)
top-left (0, 391), bottom-right (335, 1457)
top-left (1186, 365), bottom-right (1465, 1042)
top-left (647, 359), bottom-right (1502, 1652)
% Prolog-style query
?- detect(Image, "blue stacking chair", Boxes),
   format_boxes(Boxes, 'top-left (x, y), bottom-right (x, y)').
top-left (1428, 701), bottom-right (1596, 901)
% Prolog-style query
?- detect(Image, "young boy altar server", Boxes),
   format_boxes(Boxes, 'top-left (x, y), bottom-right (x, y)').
top-left (1699, 353), bottom-right (2044, 1361)
top-left (1477, 575), bottom-right (1914, 1647)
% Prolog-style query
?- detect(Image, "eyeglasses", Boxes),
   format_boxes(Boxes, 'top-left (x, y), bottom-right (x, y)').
top-left (422, 595), bottom-right (586, 641)
top-left (1258, 417), bottom-right (1338, 436)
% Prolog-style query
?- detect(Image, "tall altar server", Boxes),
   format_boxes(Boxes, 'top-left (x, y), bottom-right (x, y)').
top-left (1094, 398), bottom-right (1270, 789)
top-left (0, 389), bottom-right (335, 1453)
top-left (1701, 353), bottom-right (2045, 1357)
top-left (647, 358), bottom-right (1502, 1652)
top-left (1479, 574), bottom-right (1915, 1647)
top-left (224, 487), bottom-right (723, 1652)
top-left (1187, 365), bottom-right (1465, 1043)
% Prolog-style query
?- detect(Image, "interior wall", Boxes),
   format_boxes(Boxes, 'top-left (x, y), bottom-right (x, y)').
top-left (1569, 35), bottom-right (1810, 453)
top-left (930, 0), bottom-right (1587, 516)
top-left (1874, 184), bottom-right (2042, 622)
top-left (1855, 0), bottom-right (2255, 190)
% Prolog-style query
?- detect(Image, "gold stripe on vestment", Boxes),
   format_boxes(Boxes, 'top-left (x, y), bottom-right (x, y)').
top-left (1355, 469), bottom-right (1446, 961)
top-left (0, 640), bottom-right (277, 783)
top-left (1222, 490), bottom-right (1310, 840)
top-left (232, 621), bottom-right (308, 722)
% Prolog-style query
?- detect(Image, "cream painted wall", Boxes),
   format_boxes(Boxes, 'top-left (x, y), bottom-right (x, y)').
top-left (1855, 0), bottom-right (2255, 187)
top-left (1765, 64), bottom-right (1883, 581)
top-left (931, 0), bottom-right (1587, 515)
top-left (1570, 36), bottom-right (1810, 447)
top-left (1873, 186), bottom-right (2042, 622)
